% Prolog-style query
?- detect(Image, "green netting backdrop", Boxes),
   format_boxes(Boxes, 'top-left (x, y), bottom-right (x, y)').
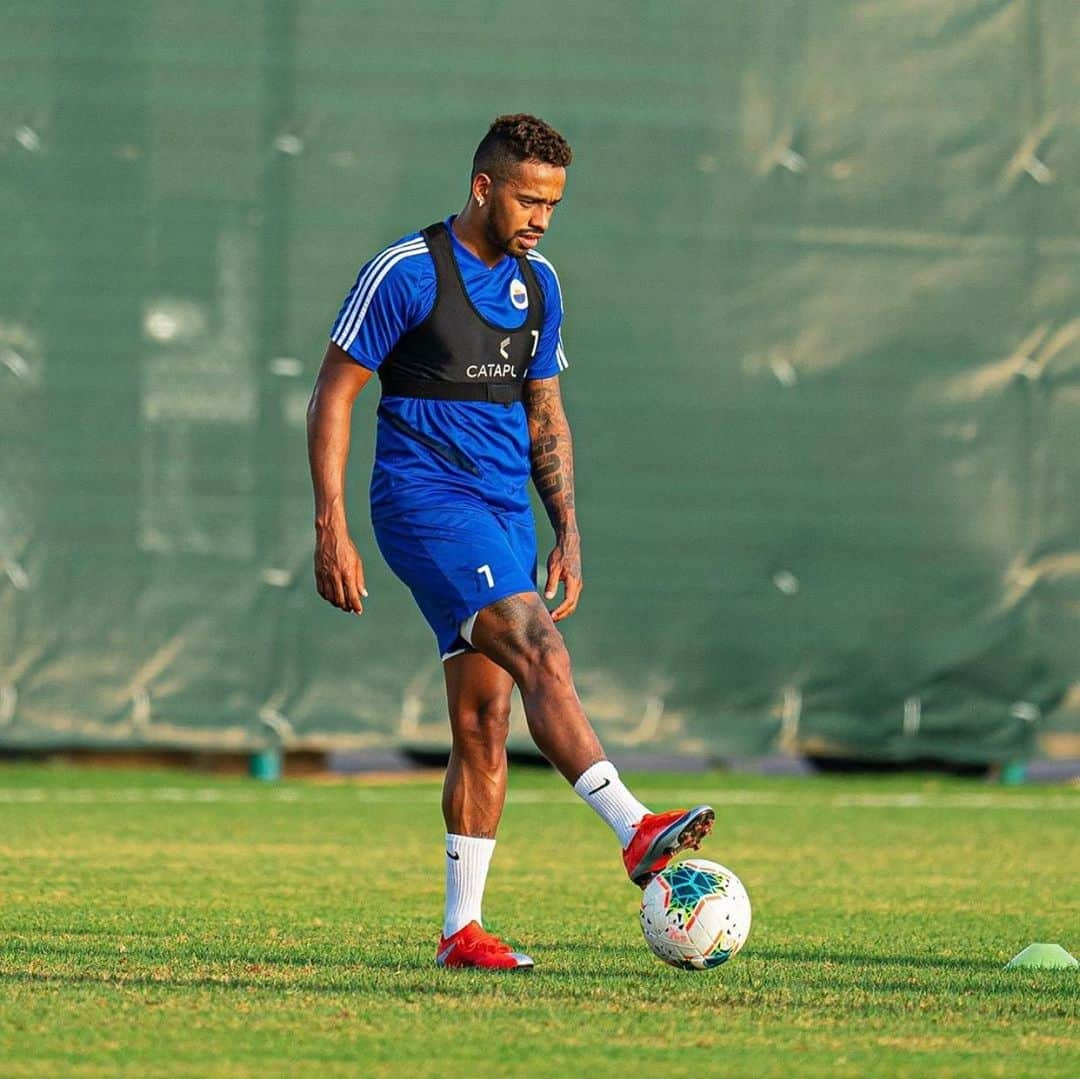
top-left (2, 1), bottom-right (1078, 760)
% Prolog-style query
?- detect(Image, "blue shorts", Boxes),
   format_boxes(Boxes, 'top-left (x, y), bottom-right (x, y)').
top-left (373, 505), bottom-right (538, 660)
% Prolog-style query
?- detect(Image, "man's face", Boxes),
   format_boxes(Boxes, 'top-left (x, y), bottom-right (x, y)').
top-left (481, 160), bottom-right (566, 258)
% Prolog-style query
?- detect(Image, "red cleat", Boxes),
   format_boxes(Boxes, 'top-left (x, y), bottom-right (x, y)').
top-left (435, 921), bottom-right (534, 970)
top-left (622, 805), bottom-right (715, 887)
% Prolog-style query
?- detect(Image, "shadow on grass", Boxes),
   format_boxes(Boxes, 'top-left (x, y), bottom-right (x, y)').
top-left (3, 960), bottom-right (1068, 1007)
top-left (3, 933), bottom-right (1017, 977)
top-left (9, 939), bottom-right (1064, 1004)
top-left (3, 936), bottom-right (1016, 977)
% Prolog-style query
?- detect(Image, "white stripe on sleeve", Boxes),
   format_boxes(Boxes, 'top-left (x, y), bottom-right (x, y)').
top-left (341, 246), bottom-right (428, 352)
top-left (526, 251), bottom-right (564, 311)
top-left (529, 252), bottom-right (568, 372)
top-left (332, 238), bottom-right (426, 347)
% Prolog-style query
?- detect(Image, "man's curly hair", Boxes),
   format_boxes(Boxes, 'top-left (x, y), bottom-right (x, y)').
top-left (471, 113), bottom-right (572, 181)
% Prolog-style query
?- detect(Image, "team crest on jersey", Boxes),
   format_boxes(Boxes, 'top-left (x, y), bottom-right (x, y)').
top-left (509, 278), bottom-right (528, 310)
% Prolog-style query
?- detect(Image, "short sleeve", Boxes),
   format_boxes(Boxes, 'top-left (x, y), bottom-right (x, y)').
top-left (329, 238), bottom-right (434, 370)
top-left (525, 255), bottom-right (568, 380)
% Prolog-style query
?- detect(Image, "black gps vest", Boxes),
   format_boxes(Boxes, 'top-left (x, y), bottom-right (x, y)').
top-left (377, 222), bottom-right (545, 405)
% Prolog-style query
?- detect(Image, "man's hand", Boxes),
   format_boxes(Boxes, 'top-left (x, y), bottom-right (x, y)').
top-left (543, 532), bottom-right (582, 622)
top-left (525, 377), bottom-right (582, 622)
top-left (307, 342), bottom-right (373, 614)
top-left (314, 522), bottom-right (368, 614)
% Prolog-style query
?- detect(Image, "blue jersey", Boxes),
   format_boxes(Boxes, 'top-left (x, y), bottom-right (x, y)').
top-left (330, 216), bottom-right (568, 520)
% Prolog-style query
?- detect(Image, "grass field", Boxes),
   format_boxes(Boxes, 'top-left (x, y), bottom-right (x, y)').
top-left (0, 764), bottom-right (1077, 1078)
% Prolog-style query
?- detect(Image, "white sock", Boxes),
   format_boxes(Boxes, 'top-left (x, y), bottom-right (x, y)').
top-left (573, 760), bottom-right (650, 847)
top-left (443, 834), bottom-right (496, 938)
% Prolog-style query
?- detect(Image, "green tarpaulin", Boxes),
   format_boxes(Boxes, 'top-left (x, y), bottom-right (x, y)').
top-left (2, 1), bottom-right (1077, 761)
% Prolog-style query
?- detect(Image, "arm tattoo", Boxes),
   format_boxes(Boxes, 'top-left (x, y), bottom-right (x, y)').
top-left (531, 434), bottom-right (562, 499)
top-left (524, 380), bottom-right (577, 540)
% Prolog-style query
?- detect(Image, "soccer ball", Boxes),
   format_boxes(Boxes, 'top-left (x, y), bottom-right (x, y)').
top-left (639, 859), bottom-right (751, 970)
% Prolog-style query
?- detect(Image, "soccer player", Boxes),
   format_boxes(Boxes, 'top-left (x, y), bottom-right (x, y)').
top-left (307, 114), bottom-right (713, 970)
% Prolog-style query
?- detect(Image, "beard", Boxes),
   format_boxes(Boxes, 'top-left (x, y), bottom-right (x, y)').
top-left (483, 208), bottom-right (520, 257)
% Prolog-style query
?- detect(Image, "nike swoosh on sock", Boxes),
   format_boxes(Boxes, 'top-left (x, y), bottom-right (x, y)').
top-left (587, 778), bottom-right (611, 796)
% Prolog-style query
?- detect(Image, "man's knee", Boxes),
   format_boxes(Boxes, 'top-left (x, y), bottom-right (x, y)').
top-left (451, 697), bottom-right (511, 752)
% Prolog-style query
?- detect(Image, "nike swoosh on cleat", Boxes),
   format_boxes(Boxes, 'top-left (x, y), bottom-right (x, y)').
top-left (587, 778), bottom-right (611, 796)
top-left (446, 851), bottom-right (460, 860)
top-left (437, 943), bottom-right (456, 965)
